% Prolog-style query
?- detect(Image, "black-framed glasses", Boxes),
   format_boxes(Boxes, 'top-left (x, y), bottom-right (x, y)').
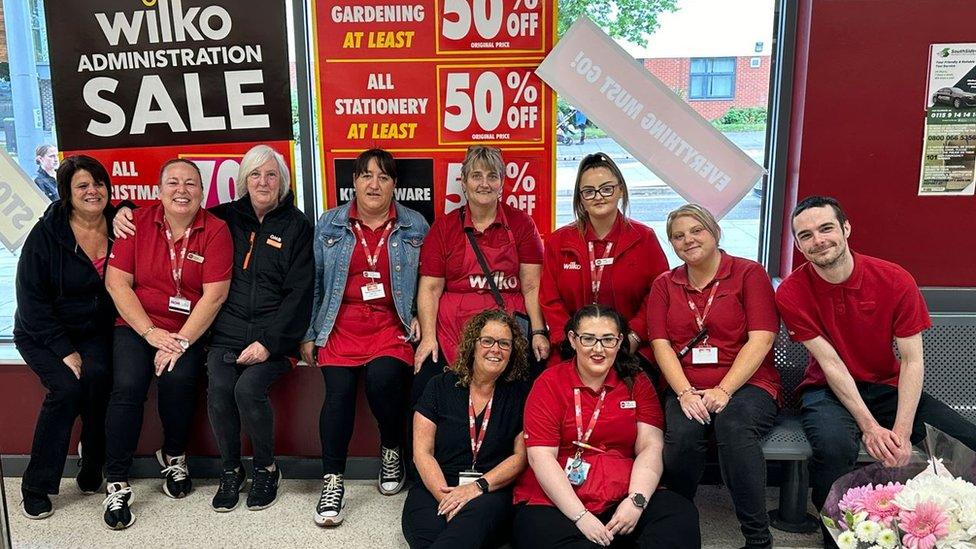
top-left (579, 184), bottom-right (619, 200)
top-left (571, 332), bottom-right (622, 348)
top-left (476, 337), bottom-right (513, 351)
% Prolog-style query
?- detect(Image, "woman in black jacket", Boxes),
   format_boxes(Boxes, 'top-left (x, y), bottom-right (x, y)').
top-left (113, 144), bottom-right (314, 512)
top-left (14, 155), bottom-right (116, 519)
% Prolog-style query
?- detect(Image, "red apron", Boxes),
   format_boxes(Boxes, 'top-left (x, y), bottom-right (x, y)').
top-left (437, 226), bottom-right (526, 365)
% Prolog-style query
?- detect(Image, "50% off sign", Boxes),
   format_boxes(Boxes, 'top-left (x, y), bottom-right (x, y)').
top-left (439, 0), bottom-right (544, 50)
top-left (439, 66), bottom-right (544, 143)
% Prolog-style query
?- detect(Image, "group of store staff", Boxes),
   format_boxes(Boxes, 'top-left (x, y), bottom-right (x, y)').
top-left (17, 143), bottom-right (973, 548)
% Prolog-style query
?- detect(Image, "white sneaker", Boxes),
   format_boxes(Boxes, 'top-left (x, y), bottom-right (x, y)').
top-left (314, 474), bottom-right (345, 527)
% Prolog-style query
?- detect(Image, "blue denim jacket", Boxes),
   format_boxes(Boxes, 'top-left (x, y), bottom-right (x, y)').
top-left (304, 201), bottom-right (429, 346)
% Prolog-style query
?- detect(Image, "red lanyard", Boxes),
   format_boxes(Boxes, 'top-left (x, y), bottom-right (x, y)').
top-left (587, 241), bottom-right (614, 303)
top-left (351, 220), bottom-right (393, 277)
top-left (468, 392), bottom-right (494, 468)
top-left (573, 387), bottom-right (607, 446)
top-left (163, 221), bottom-right (192, 297)
top-left (684, 280), bottom-right (720, 331)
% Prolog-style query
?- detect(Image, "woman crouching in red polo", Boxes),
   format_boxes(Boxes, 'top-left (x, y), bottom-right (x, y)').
top-left (512, 304), bottom-right (699, 548)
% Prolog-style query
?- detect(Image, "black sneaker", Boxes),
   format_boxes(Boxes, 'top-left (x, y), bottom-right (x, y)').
top-left (77, 464), bottom-right (103, 494)
top-left (313, 474), bottom-right (345, 527)
top-left (21, 488), bottom-right (53, 520)
top-left (247, 466), bottom-right (281, 511)
top-left (102, 483), bottom-right (135, 530)
top-left (156, 449), bottom-right (192, 498)
top-left (378, 446), bottom-right (405, 495)
top-left (211, 468), bottom-right (246, 512)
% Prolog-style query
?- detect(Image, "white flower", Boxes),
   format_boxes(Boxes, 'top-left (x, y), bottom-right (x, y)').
top-left (837, 531), bottom-right (858, 549)
top-left (856, 520), bottom-right (882, 542)
top-left (876, 529), bottom-right (898, 549)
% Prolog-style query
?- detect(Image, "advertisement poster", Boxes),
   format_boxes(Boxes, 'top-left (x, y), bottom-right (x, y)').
top-left (919, 43), bottom-right (976, 196)
top-left (44, 0), bottom-right (294, 206)
top-left (536, 17), bottom-right (764, 219)
top-left (313, 0), bottom-right (556, 231)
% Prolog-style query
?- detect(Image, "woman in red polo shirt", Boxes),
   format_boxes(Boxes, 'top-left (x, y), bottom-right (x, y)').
top-left (513, 304), bottom-right (700, 548)
top-left (647, 204), bottom-right (780, 549)
top-left (414, 145), bottom-right (547, 400)
top-left (540, 153), bottom-right (669, 368)
top-left (102, 159), bottom-right (232, 530)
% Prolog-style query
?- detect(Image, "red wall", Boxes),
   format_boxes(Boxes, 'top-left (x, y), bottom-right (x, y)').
top-left (643, 56), bottom-right (771, 121)
top-left (781, 0), bottom-right (976, 287)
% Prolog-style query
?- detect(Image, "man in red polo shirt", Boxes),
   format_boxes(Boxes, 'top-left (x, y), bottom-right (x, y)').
top-left (775, 196), bottom-right (976, 543)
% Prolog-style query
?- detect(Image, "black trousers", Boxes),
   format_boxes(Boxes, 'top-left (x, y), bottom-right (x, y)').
top-left (320, 356), bottom-right (409, 474)
top-left (206, 348), bottom-right (291, 470)
top-left (401, 485), bottom-right (513, 549)
top-left (16, 335), bottom-right (112, 495)
top-left (662, 385), bottom-right (777, 547)
top-left (512, 490), bottom-right (700, 549)
top-left (105, 326), bottom-right (204, 483)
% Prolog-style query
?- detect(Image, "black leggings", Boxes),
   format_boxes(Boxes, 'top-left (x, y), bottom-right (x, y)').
top-left (105, 326), bottom-right (204, 483)
top-left (401, 485), bottom-right (513, 549)
top-left (320, 356), bottom-right (409, 474)
top-left (512, 491), bottom-right (700, 549)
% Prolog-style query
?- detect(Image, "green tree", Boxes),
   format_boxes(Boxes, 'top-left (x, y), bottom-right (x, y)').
top-left (558, 0), bottom-right (679, 46)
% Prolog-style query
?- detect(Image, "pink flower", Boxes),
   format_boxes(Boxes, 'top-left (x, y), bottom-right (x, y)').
top-left (899, 501), bottom-right (949, 549)
top-left (839, 484), bottom-right (873, 513)
top-left (861, 483), bottom-right (904, 525)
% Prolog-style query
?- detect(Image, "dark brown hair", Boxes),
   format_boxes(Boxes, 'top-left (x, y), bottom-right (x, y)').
top-left (56, 155), bottom-right (111, 215)
top-left (353, 148), bottom-right (397, 183)
top-left (572, 153), bottom-right (630, 234)
top-left (561, 304), bottom-right (642, 391)
top-left (791, 195), bottom-right (848, 234)
top-left (451, 309), bottom-right (529, 387)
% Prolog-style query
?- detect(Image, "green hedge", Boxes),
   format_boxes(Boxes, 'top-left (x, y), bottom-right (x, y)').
top-left (717, 107), bottom-right (767, 125)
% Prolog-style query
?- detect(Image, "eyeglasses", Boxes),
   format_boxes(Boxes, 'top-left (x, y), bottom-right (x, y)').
top-left (579, 184), bottom-right (619, 200)
top-left (571, 332), bottom-right (621, 348)
top-left (476, 336), bottom-right (513, 351)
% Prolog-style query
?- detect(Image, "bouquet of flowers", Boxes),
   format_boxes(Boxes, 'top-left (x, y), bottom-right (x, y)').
top-left (822, 425), bottom-right (976, 549)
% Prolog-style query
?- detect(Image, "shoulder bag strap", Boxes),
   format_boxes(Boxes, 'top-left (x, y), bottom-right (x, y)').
top-left (461, 207), bottom-right (506, 309)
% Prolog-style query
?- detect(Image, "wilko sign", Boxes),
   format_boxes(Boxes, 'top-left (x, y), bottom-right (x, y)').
top-left (536, 17), bottom-right (765, 219)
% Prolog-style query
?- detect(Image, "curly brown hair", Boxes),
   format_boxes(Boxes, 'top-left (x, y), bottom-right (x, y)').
top-left (450, 309), bottom-right (530, 387)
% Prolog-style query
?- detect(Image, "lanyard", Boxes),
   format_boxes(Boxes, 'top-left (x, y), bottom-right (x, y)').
top-left (587, 241), bottom-right (614, 303)
top-left (573, 387), bottom-right (607, 447)
top-left (684, 280), bottom-right (720, 332)
top-left (163, 221), bottom-right (192, 297)
top-left (351, 220), bottom-right (393, 277)
top-left (468, 392), bottom-right (494, 469)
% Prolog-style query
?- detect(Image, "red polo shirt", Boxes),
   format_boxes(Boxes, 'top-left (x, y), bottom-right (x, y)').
top-left (109, 203), bottom-right (232, 332)
top-left (513, 359), bottom-right (664, 513)
top-left (419, 202), bottom-right (544, 279)
top-left (647, 252), bottom-right (781, 401)
top-left (775, 252), bottom-right (931, 391)
top-left (540, 216), bottom-right (669, 363)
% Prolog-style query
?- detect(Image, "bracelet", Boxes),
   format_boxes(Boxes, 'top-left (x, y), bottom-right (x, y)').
top-left (676, 386), bottom-right (697, 398)
top-left (571, 508), bottom-right (589, 523)
top-left (140, 325), bottom-right (156, 339)
top-left (531, 329), bottom-right (549, 337)
top-left (716, 385), bottom-right (732, 398)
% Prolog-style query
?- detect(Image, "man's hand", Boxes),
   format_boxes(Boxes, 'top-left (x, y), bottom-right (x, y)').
top-left (862, 424), bottom-right (905, 467)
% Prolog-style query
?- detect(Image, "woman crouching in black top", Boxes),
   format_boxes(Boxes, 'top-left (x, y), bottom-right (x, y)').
top-left (402, 310), bottom-right (530, 548)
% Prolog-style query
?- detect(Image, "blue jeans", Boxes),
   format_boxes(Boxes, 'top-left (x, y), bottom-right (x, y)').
top-left (802, 383), bottom-right (976, 510)
top-left (662, 384), bottom-right (777, 547)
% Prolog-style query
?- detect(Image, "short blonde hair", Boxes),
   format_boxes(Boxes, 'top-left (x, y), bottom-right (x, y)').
top-left (460, 145), bottom-right (504, 182)
top-left (666, 203), bottom-right (721, 242)
top-left (236, 144), bottom-right (291, 201)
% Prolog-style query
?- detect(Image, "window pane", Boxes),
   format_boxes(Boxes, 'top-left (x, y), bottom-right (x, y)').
top-left (713, 58), bottom-right (736, 74)
top-left (709, 75), bottom-right (734, 98)
top-left (690, 58), bottom-right (708, 74)
top-left (690, 75), bottom-right (706, 98)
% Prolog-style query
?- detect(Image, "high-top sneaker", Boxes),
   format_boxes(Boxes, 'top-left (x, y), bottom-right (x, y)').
top-left (314, 474), bottom-right (345, 527)
top-left (378, 446), bottom-right (405, 495)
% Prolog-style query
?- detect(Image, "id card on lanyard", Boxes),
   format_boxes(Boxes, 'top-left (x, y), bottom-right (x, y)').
top-left (352, 220), bottom-right (393, 301)
top-left (564, 387), bottom-right (607, 486)
top-left (459, 392), bottom-right (494, 486)
top-left (587, 241), bottom-right (614, 304)
top-left (685, 281), bottom-right (720, 364)
top-left (164, 221), bottom-right (193, 315)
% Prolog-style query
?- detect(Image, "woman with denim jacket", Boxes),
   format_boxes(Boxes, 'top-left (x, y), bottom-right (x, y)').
top-left (300, 149), bottom-right (430, 528)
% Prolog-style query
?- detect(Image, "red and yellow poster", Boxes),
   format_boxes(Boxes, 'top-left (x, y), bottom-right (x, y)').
top-left (313, 0), bottom-right (556, 232)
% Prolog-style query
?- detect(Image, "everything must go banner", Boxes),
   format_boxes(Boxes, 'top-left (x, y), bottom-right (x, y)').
top-left (535, 17), bottom-right (765, 219)
top-left (314, 0), bottom-right (555, 230)
top-left (44, 0), bottom-right (294, 206)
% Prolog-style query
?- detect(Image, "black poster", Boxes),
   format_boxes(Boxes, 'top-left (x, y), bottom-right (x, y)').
top-left (44, 0), bottom-right (292, 150)
top-left (334, 157), bottom-right (435, 224)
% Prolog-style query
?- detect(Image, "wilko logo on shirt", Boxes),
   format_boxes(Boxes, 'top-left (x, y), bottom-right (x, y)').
top-left (469, 271), bottom-right (519, 290)
top-left (563, 261), bottom-right (582, 270)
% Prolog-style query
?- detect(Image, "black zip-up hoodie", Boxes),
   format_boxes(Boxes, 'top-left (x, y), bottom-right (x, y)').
top-left (208, 193), bottom-right (314, 358)
top-left (14, 200), bottom-right (117, 357)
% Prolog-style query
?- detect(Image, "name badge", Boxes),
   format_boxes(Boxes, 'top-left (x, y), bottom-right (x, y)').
top-left (168, 295), bottom-right (192, 315)
top-left (266, 238), bottom-right (282, 249)
top-left (361, 282), bottom-right (386, 301)
top-left (363, 270), bottom-right (381, 279)
top-left (619, 400), bottom-right (636, 409)
top-left (458, 470), bottom-right (480, 486)
top-left (564, 457), bottom-right (591, 486)
top-left (186, 252), bottom-right (204, 264)
top-left (692, 345), bottom-right (718, 364)
top-left (594, 257), bottom-right (614, 267)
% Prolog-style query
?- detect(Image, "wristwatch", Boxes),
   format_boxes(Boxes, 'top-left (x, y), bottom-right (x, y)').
top-left (177, 337), bottom-right (190, 351)
top-left (475, 477), bottom-right (489, 494)
top-left (630, 492), bottom-right (647, 509)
